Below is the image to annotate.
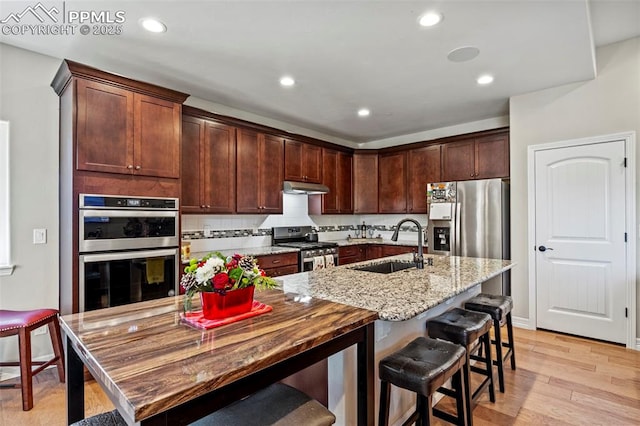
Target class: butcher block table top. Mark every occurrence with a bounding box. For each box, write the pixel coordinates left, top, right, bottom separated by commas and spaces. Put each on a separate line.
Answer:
60, 290, 378, 425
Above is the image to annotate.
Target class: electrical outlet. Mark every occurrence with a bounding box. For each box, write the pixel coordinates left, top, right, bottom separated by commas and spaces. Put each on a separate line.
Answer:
33, 228, 47, 244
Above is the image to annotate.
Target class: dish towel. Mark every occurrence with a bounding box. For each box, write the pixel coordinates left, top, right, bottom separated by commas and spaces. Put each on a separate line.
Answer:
146, 258, 164, 284
324, 254, 335, 268
313, 256, 325, 270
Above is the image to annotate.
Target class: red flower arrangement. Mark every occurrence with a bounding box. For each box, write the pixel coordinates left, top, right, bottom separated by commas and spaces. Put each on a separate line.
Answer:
181, 252, 278, 311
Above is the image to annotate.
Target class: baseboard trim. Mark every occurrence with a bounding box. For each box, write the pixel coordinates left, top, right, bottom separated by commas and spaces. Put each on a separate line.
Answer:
512, 315, 534, 330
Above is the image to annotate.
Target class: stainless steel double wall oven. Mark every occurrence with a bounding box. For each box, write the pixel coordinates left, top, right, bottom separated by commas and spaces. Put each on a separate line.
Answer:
78, 194, 180, 312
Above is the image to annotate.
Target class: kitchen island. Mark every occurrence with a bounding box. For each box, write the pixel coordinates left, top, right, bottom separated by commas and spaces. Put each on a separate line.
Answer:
63, 253, 513, 426
277, 253, 514, 425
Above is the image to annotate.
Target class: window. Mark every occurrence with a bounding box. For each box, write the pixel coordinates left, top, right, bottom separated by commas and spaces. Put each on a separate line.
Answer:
0, 120, 13, 276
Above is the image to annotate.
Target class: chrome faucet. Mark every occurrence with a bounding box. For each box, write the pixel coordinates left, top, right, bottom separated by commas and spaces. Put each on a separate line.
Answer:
391, 218, 424, 269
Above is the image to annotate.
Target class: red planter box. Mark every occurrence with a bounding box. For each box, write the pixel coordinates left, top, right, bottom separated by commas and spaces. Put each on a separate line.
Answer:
200, 286, 255, 319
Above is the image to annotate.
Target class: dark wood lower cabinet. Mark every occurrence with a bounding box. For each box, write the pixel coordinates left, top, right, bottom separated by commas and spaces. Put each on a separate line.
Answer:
381, 245, 417, 257
366, 245, 383, 260
338, 245, 366, 265
339, 244, 418, 265
256, 253, 298, 277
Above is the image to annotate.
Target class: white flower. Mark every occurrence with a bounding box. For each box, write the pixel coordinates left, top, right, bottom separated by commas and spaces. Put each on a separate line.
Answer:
195, 257, 225, 283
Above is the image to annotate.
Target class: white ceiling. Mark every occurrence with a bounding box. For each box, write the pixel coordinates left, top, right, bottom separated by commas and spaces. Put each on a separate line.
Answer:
1, 1, 639, 146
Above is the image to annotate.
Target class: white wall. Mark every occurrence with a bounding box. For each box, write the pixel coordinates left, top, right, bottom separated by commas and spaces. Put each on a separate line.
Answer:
0, 43, 62, 373
509, 37, 640, 335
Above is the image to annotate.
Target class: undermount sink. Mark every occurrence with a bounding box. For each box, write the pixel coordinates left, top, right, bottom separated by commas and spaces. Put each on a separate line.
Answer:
350, 260, 416, 274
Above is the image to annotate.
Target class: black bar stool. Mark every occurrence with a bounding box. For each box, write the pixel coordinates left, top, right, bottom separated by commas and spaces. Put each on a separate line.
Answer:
464, 294, 516, 393
379, 336, 468, 426
72, 383, 336, 426
426, 308, 495, 425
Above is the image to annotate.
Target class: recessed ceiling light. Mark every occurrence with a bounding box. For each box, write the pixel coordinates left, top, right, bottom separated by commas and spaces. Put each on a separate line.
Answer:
418, 12, 443, 27
140, 18, 166, 33
357, 108, 370, 117
477, 74, 494, 85
447, 46, 480, 63
279, 76, 295, 87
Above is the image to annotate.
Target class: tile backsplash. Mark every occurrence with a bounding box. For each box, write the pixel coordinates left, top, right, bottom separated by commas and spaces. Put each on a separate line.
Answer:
182, 193, 428, 252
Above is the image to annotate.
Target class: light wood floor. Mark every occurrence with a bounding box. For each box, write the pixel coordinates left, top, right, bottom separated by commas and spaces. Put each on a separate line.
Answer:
1, 327, 639, 425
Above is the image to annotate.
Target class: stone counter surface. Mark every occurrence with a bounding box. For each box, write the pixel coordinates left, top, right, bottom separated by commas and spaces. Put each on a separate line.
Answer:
278, 254, 514, 321
185, 246, 299, 264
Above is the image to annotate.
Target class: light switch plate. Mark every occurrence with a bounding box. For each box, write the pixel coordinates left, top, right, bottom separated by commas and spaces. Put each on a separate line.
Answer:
33, 228, 47, 244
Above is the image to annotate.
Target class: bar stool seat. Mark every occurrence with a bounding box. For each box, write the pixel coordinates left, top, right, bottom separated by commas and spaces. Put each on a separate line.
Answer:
192, 383, 336, 426
70, 410, 128, 426
0, 309, 65, 411
426, 308, 495, 425
74, 383, 336, 426
464, 294, 516, 393
379, 336, 468, 426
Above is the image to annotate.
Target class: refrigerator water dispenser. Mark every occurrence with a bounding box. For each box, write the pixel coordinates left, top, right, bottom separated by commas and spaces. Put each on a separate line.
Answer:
433, 227, 450, 252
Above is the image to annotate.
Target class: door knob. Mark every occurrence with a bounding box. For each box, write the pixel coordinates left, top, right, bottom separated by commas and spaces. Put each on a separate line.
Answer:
538, 245, 554, 252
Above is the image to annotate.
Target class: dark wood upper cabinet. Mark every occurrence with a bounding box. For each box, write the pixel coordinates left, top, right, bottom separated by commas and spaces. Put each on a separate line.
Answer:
134, 94, 181, 178
337, 152, 353, 213
322, 150, 338, 213
322, 149, 352, 214
475, 133, 510, 179
236, 130, 283, 213
75, 79, 181, 179
378, 151, 408, 213
261, 134, 285, 213
236, 128, 261, 213
180, 116, 204, 212
407, 145, 441, 213
442, 139, 475, 181
181, 117, 236, 214
204, 122, 236, 213
442, 132, 509, 181
76, 79, 134, 175
284, 139, 322, 183
353, 153, 379, 213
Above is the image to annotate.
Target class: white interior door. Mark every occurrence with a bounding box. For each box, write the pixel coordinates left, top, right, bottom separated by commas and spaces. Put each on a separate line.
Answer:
535, 140, 627, 343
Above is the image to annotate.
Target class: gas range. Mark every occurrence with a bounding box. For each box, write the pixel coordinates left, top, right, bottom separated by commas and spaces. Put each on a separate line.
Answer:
272, 226, 339, 270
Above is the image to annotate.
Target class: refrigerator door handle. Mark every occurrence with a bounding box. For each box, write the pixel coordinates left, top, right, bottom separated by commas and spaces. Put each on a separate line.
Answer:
453, 201, 461, 256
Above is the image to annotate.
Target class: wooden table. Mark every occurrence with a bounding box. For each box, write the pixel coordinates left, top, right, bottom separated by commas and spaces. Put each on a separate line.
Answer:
60, 290, 378, 425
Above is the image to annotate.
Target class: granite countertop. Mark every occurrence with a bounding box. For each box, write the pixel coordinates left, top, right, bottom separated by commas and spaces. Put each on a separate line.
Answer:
185, 246, 299, 263
276, 254, 514, 321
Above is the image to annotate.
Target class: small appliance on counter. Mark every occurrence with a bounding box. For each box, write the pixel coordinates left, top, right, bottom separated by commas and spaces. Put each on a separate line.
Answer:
272, 226, 338, 272
426, 179, 510, 295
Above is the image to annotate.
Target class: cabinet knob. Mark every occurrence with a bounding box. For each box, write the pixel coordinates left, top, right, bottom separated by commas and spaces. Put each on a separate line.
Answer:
201, 205, 206, 208
127, 165, 133, 169
206, 205, 211, 208
135, 165, 141, 170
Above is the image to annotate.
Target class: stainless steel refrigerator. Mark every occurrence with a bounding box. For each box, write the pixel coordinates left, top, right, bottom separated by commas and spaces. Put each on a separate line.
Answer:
426, 178, 510, 295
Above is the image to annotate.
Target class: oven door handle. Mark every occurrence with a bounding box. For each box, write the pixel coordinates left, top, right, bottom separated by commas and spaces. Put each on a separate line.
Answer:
80, 248, 178, 263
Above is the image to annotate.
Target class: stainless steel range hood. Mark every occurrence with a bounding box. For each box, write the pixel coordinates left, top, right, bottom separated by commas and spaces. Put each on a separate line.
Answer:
283, 181, 330, 195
